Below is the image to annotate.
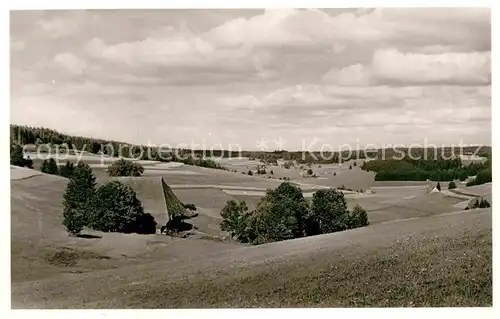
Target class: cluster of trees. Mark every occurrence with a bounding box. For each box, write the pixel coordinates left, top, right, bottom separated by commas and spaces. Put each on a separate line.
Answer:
10, 125, 228, 171
107, 159, 144, 177
11, 125, 116, 155
173, 156, 228, 171
62, 162, 156, 235
11, 125, 492, 170
465, 197, 491, 210
466, 168, 492, 186
38, 159, 77, 178
362, 158, 491, 183
255, 165, 267, 175
40, 158, 59, 175
283, 161, 294, 169
10, 143, 33, 168
246, 147, 486, 166
219, 182, 368, 245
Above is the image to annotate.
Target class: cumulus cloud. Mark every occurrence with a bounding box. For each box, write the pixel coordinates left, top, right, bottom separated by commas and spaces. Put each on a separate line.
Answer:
36, 17, 81, 38
325, 48, 490, 86
73, 8, 489, 83
371, 49, 491, 85
10, 9, 492, 148
323, 64, 371, 86
53, 52, 87, 75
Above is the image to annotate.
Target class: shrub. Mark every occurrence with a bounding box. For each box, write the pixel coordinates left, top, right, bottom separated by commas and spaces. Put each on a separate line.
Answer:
107, 159, 144, 177
250, 182, 310, 243
248, 170, 253, 176
219, 182, 369, 245
40, 160, 47, 173
333, 172, 336, 176
10, 143, 32, 168
467, 168, 492, 187
349, 165, 352, 170
471, 197, 491, 209
347, 204, 369, 228
41, 158, 59, 175
220, 200, 250, 241
10, 143, 25, 167
308, 189, 349, 234
91, 181, 156, 234
307, 168, 313, 175
448, 181, 457, 190
257, 165, 267, 175
24, 156, 33, 169
270, 170, 274, 175
472, 198, 480, 208
59, 161, 75, 178
62, 162, 97, 235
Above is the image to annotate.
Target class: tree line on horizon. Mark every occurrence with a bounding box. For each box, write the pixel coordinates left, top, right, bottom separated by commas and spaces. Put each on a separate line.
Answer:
10, 124, 492, 165
362, 157, 491, 185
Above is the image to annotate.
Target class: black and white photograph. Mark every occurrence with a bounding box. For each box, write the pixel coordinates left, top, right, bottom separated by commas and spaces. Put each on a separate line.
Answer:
7, 4, 493, 310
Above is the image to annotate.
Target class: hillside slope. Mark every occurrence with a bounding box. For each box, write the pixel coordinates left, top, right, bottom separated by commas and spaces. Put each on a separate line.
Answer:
10, 170, 240, 284
12, 206, 491, 308
11, 167, 491, 308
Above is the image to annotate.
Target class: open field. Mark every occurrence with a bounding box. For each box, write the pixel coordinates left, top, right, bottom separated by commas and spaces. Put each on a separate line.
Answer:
12, 197, 492, 307
11, 163, 492, 308
10, 7, 493, 309
217, 158, 377, 191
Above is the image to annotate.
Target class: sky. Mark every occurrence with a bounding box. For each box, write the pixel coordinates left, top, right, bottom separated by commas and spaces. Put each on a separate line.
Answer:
10, 8, 491, 151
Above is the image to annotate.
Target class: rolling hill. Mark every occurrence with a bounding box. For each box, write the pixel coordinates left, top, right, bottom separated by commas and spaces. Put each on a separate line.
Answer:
10, 167, 492, 308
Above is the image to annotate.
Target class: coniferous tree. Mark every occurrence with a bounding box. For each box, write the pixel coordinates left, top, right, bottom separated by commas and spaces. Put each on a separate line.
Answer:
62, 162, 96, 235
40, 160, 49, 173
59, 161, 75, 178
46, 158, 59, 175
10, 144, 25, 167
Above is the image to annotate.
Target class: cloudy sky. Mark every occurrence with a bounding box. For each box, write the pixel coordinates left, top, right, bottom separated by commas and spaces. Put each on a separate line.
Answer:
10, 8, 491, 150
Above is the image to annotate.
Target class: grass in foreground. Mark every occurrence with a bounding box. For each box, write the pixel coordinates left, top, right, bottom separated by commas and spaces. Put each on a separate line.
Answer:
130, 229, 491, 308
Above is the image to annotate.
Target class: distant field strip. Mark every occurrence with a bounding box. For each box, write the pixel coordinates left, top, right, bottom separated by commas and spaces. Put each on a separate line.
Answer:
370, 185, 427, 189
169, 184, 356, 197
380, 217, 422, 224
440, 190, 476, 200
222, 189, 316, 198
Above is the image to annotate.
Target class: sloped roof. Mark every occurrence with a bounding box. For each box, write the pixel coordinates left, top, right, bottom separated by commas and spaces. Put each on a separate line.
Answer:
161, 178, 196, 220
